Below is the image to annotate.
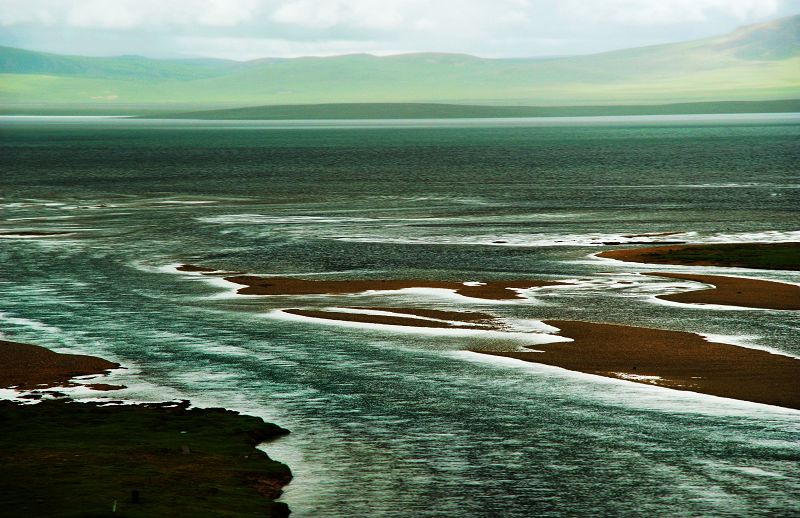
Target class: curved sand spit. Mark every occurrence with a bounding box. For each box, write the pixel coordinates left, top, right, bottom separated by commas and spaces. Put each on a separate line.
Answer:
645, 272, 800, 310
484, 320, 800, 410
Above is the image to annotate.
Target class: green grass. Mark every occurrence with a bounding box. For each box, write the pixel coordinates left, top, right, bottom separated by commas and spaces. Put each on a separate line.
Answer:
0, 399, 291, 517
153, 99, 800, 120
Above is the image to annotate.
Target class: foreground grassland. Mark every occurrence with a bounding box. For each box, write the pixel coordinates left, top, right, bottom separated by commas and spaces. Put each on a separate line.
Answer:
0, 400, 291, 517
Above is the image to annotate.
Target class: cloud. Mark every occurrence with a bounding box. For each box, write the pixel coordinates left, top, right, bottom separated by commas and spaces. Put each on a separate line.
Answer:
272, 0, 407, 30
560, 0, 781, 25
0, 0, 795, 59
0, 0, 262, 28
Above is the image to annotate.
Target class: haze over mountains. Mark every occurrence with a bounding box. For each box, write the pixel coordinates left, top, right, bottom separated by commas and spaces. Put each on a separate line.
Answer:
0, 14, 798, 114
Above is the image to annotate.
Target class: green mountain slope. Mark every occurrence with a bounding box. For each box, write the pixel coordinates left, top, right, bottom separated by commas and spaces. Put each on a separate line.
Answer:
1, 15, 798, 111
158, 100, 800, 120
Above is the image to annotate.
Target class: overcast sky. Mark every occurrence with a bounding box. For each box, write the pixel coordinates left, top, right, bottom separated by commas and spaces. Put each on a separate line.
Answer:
0, 0, 798, 60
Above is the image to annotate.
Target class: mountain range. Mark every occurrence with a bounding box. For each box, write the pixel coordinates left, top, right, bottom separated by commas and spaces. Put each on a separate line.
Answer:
0, 14, 798, 114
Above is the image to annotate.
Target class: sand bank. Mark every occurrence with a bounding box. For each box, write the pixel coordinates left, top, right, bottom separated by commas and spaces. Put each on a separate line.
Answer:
225, 275, 568, 300
284, 307, 502, 330
483, 320, 800, 410
644, 272, 800, 310
347, 306, 496, 323
598, 242, 800, 270
177, 263, 218, 272
0, 339, 121, 390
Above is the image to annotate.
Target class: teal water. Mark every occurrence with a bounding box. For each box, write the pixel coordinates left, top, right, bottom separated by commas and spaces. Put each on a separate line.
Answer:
1, 115, 799, 516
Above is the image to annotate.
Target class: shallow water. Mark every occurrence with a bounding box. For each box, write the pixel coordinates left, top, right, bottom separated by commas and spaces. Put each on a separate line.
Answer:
1, 114, 799, 516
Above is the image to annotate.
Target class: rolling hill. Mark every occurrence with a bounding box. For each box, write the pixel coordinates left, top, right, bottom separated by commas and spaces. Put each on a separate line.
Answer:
0, 14, 798, 113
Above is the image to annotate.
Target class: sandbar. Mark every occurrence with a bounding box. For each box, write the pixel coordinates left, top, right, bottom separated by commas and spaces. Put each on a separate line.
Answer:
483, 320, 800, 409
284, 307, 502, 330
347, 306, 496, 323
0, 339, 121, 390
644, 272, 800, 310
598, 242, 800, 270
226, 275, 568, 300
177, 263, 218, 272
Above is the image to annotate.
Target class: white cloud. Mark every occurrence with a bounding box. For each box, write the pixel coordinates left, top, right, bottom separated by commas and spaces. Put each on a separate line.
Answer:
0, 0, 795, 59
561, 0, 781, 25
0, 0, 261, 28
272, 0, 407, 30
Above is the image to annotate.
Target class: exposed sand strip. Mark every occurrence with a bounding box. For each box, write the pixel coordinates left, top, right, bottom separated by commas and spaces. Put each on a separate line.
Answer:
224, 275, 568, 300
0, 339, 121, 390
346, 306, 496, 323
482, 320, 800, 410
283, 308, 502, 330
644, 272, 800, 310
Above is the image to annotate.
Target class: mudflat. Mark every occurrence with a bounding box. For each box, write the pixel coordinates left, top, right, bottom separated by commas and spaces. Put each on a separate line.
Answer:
644, 272, 800, 310
0, 339, 120, 390
284, 307, 502, 330
225, 274, 568, 300
482, 320, 800, 410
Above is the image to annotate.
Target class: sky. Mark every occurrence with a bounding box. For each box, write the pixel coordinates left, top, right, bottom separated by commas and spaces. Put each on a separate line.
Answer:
0, 0, 798, 60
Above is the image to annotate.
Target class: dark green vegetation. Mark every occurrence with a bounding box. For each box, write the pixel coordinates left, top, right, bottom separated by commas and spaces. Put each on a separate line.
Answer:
600, 243, 800, 270
1, 15, 798, 112
156, 99, 800, 120
0, 399, 291, 517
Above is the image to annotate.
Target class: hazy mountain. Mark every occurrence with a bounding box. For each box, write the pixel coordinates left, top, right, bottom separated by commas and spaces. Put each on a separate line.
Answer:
156, 100, 800, 120
1, 15, 797, 111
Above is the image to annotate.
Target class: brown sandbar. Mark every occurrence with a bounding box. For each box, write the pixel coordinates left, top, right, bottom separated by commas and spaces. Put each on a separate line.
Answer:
226, 275, 567, 300
483, 320, 800, 410
621, 232, 684, 238
284, 308, 502, 330
347, 306, 496, 323
177, 263, 218, 272
644, 272, 800, 310
0, 339, 121, 391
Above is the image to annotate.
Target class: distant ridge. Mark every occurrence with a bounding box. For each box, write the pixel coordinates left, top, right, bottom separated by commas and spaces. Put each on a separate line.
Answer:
154, 100, 800, 120
1, 15, 798, 111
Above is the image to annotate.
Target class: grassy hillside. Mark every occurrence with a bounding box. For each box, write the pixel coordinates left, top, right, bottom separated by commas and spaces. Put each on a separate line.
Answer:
158, 99, 800, 120
0, 15, 798, 111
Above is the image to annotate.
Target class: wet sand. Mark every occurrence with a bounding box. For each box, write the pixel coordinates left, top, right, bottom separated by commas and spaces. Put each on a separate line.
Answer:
483, 320, 800, 410
621, 232, 684, 239
347, 307, 496, 323
644, 272, 800, 310
226, 275, 568, 300
0, 339, 121, 390
284, 307, 502, 330
598, 242, 800, 270
177, 263, 218, 272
